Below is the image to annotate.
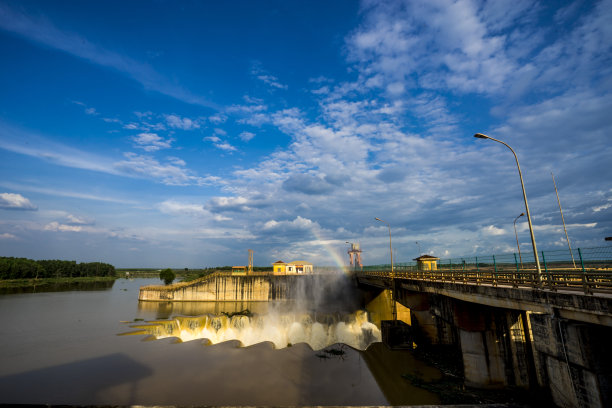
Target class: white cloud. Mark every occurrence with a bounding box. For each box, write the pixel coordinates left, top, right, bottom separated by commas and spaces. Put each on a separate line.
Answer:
0, 193, 37, 210
206, 196, 251, 213
0, 182, 138, 205
482, 225, 506, 236
0, 3, 220, 110
204, 134, 236, 152
132, 132, 173, 151
262, 216, 316, 231
44, 221, 83, 232
208, 114, 227, 124
593, 202, 611, 212
165, 114, 200, 130
0, 232, 17, 239
114, 152, 216, 186
65, 214, 94, 225
0, 121, 122, 176
239, 131, 256, 142
158, 200, 208, 217
204, 136, 221, 143
216, 142, 237, 152
250, 62, 288, 90
167, 156, 186, 166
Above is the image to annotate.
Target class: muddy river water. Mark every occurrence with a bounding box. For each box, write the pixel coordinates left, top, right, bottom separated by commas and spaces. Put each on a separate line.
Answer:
0, 277, 443, 405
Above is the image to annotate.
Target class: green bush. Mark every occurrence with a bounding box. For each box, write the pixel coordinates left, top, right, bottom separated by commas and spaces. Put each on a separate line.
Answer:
160, 268, 175, 285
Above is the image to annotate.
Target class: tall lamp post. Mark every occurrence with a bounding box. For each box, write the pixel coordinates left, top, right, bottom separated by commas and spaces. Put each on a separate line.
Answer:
474, 133, 543, 283
375, 217, 394, 277
375, 217, 396, 320
513, 213, 525, 268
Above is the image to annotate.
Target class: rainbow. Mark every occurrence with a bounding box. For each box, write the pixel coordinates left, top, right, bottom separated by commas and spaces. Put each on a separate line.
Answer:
311, 228, 351, 274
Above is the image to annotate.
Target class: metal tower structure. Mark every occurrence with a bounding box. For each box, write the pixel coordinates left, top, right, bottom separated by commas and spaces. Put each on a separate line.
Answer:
347, 242, 363, 270
248, 249, 254, 274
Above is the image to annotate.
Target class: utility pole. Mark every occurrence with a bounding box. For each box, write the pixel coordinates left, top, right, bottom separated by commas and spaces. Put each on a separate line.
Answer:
552, 172, 576, 268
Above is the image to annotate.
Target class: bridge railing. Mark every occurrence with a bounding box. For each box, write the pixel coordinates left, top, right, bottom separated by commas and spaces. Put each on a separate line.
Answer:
360, 246, 612, 294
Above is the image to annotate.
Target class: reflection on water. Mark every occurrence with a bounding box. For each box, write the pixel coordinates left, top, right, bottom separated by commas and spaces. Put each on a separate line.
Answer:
122, 309, 381, 350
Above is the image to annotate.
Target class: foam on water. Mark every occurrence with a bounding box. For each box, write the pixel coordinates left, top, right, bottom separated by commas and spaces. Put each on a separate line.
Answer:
129, 310, 382, 350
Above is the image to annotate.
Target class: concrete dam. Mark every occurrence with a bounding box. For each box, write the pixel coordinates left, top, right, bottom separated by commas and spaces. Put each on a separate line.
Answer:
138, 272, 360, 307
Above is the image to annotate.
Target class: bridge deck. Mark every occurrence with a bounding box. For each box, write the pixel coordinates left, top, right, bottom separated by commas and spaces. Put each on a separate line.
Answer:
357, 270, 612, 326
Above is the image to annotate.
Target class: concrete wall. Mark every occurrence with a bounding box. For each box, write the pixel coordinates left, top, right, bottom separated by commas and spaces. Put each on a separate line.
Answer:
139, 273, 364, 312
139, 275, 301, 301
529, 313, 612, 408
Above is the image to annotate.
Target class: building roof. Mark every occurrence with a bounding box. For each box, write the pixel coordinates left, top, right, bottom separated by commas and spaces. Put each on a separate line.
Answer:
413, 255, 440, 261
273, 260, 286, 264
288, 261, 312, 265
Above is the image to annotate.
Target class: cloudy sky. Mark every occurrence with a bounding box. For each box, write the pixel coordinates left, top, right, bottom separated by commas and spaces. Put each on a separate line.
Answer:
1, 0, 611, 268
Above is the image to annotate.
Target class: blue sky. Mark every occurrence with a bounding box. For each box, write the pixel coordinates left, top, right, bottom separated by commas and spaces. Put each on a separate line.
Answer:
1, 0, 611, 268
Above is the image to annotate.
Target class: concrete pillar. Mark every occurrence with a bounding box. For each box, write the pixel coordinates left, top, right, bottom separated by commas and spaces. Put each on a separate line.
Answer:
452, 302, 536, 389
529, 313, 612, 407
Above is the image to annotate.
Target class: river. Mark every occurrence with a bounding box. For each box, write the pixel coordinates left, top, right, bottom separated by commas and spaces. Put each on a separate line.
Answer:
0, 277, 443, 406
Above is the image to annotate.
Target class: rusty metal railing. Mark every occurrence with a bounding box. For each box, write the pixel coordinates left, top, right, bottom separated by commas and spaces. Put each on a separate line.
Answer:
361, 266, 612, 294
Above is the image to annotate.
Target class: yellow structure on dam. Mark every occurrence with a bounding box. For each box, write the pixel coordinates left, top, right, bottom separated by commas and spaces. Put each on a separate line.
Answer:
413, 255, 440, 271
272, 260, 313, 275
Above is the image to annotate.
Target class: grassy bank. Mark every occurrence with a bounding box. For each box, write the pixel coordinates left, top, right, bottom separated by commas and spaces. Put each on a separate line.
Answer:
0, 275, 117, 289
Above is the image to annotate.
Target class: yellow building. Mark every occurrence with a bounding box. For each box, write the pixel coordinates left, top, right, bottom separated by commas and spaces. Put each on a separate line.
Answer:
272, 260, 286, 274
288, 261, 313, 274
272, 260, 313, 275
231, 266, 247, 275
413, 255, 439, 271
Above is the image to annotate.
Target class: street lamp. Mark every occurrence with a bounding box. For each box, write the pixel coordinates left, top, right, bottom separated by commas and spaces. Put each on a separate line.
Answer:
474, 133, 543, 283
375, 217, 394, 276
375, 217, 396, 321
513, 213, 525, 268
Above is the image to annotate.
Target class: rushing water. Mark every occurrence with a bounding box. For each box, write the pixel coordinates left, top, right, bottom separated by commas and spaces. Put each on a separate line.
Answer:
0, 277, 442, 406
123, 310, 382, 350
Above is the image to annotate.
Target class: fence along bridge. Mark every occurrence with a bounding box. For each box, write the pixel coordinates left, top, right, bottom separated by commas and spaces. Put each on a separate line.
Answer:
356, 246, 612, 407
361, 245, 612, 294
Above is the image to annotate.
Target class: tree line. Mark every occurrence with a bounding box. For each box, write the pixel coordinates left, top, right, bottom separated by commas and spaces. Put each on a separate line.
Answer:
0, 257, 116, 280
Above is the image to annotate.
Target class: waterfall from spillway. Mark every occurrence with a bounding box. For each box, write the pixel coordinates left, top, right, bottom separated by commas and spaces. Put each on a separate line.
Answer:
127, 310, 381, 350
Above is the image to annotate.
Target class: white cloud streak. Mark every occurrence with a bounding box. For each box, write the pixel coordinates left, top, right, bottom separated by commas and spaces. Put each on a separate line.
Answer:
0, 3, 220, 110
0, 193, 37, 210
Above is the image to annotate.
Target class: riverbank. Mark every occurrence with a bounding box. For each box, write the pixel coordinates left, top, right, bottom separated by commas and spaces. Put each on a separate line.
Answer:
0, 276, 117, 290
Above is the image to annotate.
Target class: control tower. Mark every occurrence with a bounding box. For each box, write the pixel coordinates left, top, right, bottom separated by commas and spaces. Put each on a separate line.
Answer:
347, 243, 363, 270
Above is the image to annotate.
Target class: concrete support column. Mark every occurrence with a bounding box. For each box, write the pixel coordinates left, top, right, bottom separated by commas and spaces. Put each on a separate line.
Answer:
529, 312, 612, 407
453, 302, 536, 389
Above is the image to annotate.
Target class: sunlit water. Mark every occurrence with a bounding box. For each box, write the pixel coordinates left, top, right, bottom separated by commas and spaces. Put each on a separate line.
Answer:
0, 278, 442, 406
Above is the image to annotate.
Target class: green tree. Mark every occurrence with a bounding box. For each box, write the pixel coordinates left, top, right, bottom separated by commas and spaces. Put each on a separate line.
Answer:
160, 268, 175, 285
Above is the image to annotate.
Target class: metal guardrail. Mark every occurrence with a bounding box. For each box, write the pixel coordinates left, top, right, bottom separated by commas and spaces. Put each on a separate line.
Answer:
360, 246, 612, 295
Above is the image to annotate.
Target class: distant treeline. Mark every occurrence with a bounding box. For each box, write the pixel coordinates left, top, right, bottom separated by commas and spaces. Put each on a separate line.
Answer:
0, 257, 116, 280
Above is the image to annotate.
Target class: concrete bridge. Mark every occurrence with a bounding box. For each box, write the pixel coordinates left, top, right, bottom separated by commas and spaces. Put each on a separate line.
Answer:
356, 269, 612, 408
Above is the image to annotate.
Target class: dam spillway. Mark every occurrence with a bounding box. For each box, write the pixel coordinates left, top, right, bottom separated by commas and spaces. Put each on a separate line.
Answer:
121, 310, 382, 350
